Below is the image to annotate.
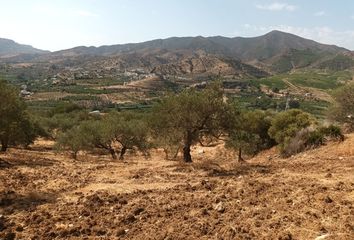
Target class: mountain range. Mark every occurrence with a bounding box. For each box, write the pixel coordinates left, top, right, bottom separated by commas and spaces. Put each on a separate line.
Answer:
0, 38, 48, 57
1, 31, 353, 78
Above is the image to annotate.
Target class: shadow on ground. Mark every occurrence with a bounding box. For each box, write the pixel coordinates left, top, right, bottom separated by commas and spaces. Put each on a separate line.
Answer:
170, 160, 273, 178
0, 154, 58, 169
209, 163, 272, 177
0, 190, 58, 214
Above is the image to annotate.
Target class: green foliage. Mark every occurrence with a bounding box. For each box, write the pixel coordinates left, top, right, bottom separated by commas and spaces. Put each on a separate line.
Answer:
305, 130, 325, 147
329, 83, 354, 131
284, 124, 344, 156
298, 100, 329, 118
151, 81, 230, 162
226, 109, 275, 161
78, 120, 117, 159
272, 87, 280, 93
150, 126, 183, 160
251, 96, 278, 110
318, 55, 354, 71
268, 109, 315, 156
271, 49, 324, 73
55, 125, 90, 159
56, 111, 151, 160
252, 71, 352, 91
60, 95, 101, 101
318, 125, 344, 141
0, 80, 39, 151
49, 102, 82, 117
250, 76, 287, 90
106, 112, 151, 159
38, 110, 92, 138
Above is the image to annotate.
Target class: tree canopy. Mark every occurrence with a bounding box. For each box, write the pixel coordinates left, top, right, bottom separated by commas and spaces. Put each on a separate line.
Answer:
56, 111, 151, 160
151, 82, 230, 162
0, 80, 38, 151
226, 109, 275, 162
330, 83, 354, 131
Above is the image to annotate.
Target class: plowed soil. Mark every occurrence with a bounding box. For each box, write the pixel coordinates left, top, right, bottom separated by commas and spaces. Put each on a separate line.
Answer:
0, 135, 353, 240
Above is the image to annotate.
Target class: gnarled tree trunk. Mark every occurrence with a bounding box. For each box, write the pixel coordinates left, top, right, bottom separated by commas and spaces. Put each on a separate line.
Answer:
238, 148, 244, 163
1, 138, 8, 152
183, 131, 193, 163
109, 148, 117, 160
119, 146, 127, 160
71, 151, 78, 160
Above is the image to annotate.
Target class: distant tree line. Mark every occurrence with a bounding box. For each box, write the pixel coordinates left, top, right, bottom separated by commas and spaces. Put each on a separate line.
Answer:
1, 80, 351, 162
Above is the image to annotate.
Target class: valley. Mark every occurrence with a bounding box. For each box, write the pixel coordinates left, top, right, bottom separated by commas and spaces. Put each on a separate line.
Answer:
1, 31, 353, 117
1, 29, 354, 240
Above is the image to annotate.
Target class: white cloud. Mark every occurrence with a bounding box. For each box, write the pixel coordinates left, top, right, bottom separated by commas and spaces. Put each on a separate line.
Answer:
314, 11, 326, 17
255, 2, 298, 12
351, 15, 354, 20
241, 24, 354, 49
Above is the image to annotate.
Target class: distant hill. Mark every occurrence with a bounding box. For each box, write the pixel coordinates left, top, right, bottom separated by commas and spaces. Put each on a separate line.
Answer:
76, 49, 269, 79
0, 38, 48, 57
213, 30, 347, 61
48, 30, 350, 73
1, 31, 353, 76
54, 30, 348, 59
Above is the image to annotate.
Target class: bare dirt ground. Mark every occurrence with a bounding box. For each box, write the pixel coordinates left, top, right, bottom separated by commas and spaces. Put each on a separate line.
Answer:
0, 135, 353, 240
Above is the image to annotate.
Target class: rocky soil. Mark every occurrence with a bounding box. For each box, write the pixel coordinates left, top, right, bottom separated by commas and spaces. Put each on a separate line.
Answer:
0, 136, 353, 239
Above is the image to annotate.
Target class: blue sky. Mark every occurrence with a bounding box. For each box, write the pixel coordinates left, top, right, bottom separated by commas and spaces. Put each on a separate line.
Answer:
1, 0, 354, 51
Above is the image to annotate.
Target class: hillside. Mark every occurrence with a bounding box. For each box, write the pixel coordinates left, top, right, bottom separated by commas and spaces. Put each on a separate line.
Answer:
52, 30, 347, 59
44, 30, 350, 73
220, 30, 347, 61
1, 31, 353, 110
0, 38, 48, 57
0, 134, 353, 239
1, 31, 353, 80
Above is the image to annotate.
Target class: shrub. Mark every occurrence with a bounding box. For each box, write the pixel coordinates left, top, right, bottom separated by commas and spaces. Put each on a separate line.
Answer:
268, 109, 315, 156
283, 128, 312, 156
306, 130, 325, 147
49, 102, 82, 117
329, 83, 354, 132
318, 125, 344, 141
276, 124, 344, 157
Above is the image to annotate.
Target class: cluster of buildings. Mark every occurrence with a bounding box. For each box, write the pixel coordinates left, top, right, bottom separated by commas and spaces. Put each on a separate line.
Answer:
46, 67, 157, 86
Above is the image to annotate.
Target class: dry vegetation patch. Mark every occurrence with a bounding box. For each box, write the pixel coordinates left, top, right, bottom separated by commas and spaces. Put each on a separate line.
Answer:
0, 136, 353, 239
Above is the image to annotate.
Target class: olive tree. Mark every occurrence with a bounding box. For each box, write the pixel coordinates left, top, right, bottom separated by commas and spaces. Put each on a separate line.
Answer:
329, 83, 354, 131
107, 112, 151, 160
81, 120, 118, 159
226, 110, 275, 162
150, 126, 183, 160
55, 125, 91, 159
56, 119, 117, 159
0, 80, 38, 151
151, 82, 230, 162
56, 111, 151, 160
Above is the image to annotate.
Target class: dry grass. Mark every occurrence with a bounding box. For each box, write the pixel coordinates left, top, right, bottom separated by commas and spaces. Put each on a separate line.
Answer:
0, 134, 353, 239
